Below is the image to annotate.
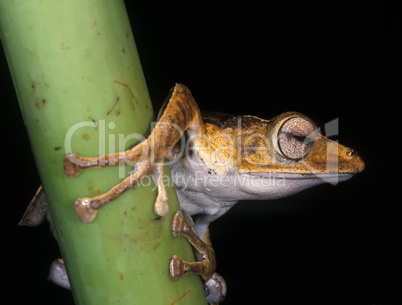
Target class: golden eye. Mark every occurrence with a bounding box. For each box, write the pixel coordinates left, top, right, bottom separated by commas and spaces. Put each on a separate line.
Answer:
277, 116, 315, 160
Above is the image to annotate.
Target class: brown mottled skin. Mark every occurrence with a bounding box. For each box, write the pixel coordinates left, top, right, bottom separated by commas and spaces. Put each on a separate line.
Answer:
59, 84, 364, 304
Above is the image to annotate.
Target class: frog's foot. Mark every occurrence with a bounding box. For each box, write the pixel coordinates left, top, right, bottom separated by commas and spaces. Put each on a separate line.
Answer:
64, 150, 169, 223
18, 186, 48, 227
169, 211, 216, 282
205, 273, 227, 305
19, 186, 59, 239
49, 259, 71, 290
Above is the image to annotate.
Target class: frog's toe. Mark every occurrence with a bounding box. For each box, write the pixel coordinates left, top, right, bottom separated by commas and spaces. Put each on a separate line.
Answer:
151, 163, 169, 217
63, 153, 83, 178
205, 272, 226, 304
154, 197, 169, 216
169, 255, 186, 281
49, 259, 71, 290
171, 211, 187, 237
74, 198, 98, 223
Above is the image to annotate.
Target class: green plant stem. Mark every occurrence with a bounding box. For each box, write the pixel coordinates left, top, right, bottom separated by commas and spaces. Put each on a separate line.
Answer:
0, 1, 206, 304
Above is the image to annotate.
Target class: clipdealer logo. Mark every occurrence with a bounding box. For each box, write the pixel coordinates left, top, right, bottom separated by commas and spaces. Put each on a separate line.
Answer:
64, 116, 341, 189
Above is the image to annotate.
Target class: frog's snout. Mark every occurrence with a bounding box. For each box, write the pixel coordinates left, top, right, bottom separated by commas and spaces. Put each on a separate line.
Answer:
346, 148, 365, 173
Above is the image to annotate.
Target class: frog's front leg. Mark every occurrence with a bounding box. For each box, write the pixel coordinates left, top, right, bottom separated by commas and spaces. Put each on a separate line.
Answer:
64, 83, 207, 223
170, 212, 226, 304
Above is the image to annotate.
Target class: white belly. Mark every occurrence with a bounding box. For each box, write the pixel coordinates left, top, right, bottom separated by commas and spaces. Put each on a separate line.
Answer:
169, 148, 352, 220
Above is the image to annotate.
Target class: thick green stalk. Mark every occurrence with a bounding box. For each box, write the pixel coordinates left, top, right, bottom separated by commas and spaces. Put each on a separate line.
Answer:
0, 1, 206, 304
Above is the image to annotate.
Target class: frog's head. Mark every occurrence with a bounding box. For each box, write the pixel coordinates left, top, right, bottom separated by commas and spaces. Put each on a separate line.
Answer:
237, 112, 364, 196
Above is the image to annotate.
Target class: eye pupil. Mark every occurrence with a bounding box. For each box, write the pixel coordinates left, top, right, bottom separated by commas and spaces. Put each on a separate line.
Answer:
293, 135, 306, 142
277, 117, 315, 160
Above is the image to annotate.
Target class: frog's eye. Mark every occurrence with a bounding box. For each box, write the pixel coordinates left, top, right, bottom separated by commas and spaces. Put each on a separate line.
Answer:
276, 116, 316, 160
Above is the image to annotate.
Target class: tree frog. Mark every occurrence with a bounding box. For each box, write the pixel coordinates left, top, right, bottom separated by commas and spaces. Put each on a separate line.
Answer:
21, 84, 364, 304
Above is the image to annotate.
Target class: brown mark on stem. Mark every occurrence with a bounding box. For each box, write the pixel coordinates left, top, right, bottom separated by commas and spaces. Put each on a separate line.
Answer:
170, 289, 191, 305
114, 80, 139, 106
107, 96, 120, 115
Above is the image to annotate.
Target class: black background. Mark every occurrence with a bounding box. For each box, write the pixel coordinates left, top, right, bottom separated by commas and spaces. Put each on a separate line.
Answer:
3, 2, 401, 304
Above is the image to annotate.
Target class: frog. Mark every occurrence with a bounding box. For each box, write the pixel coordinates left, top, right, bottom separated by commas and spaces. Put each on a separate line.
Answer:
20, 84, 364, 305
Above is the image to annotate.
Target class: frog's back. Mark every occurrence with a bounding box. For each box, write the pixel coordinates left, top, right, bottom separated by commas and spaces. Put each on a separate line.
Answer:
202, 111, 269, 131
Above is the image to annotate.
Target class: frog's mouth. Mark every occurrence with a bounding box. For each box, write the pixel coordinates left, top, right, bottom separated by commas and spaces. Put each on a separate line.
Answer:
237, 172, 354, 200
307, 172, 353, 184
249, 172, 353, 185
